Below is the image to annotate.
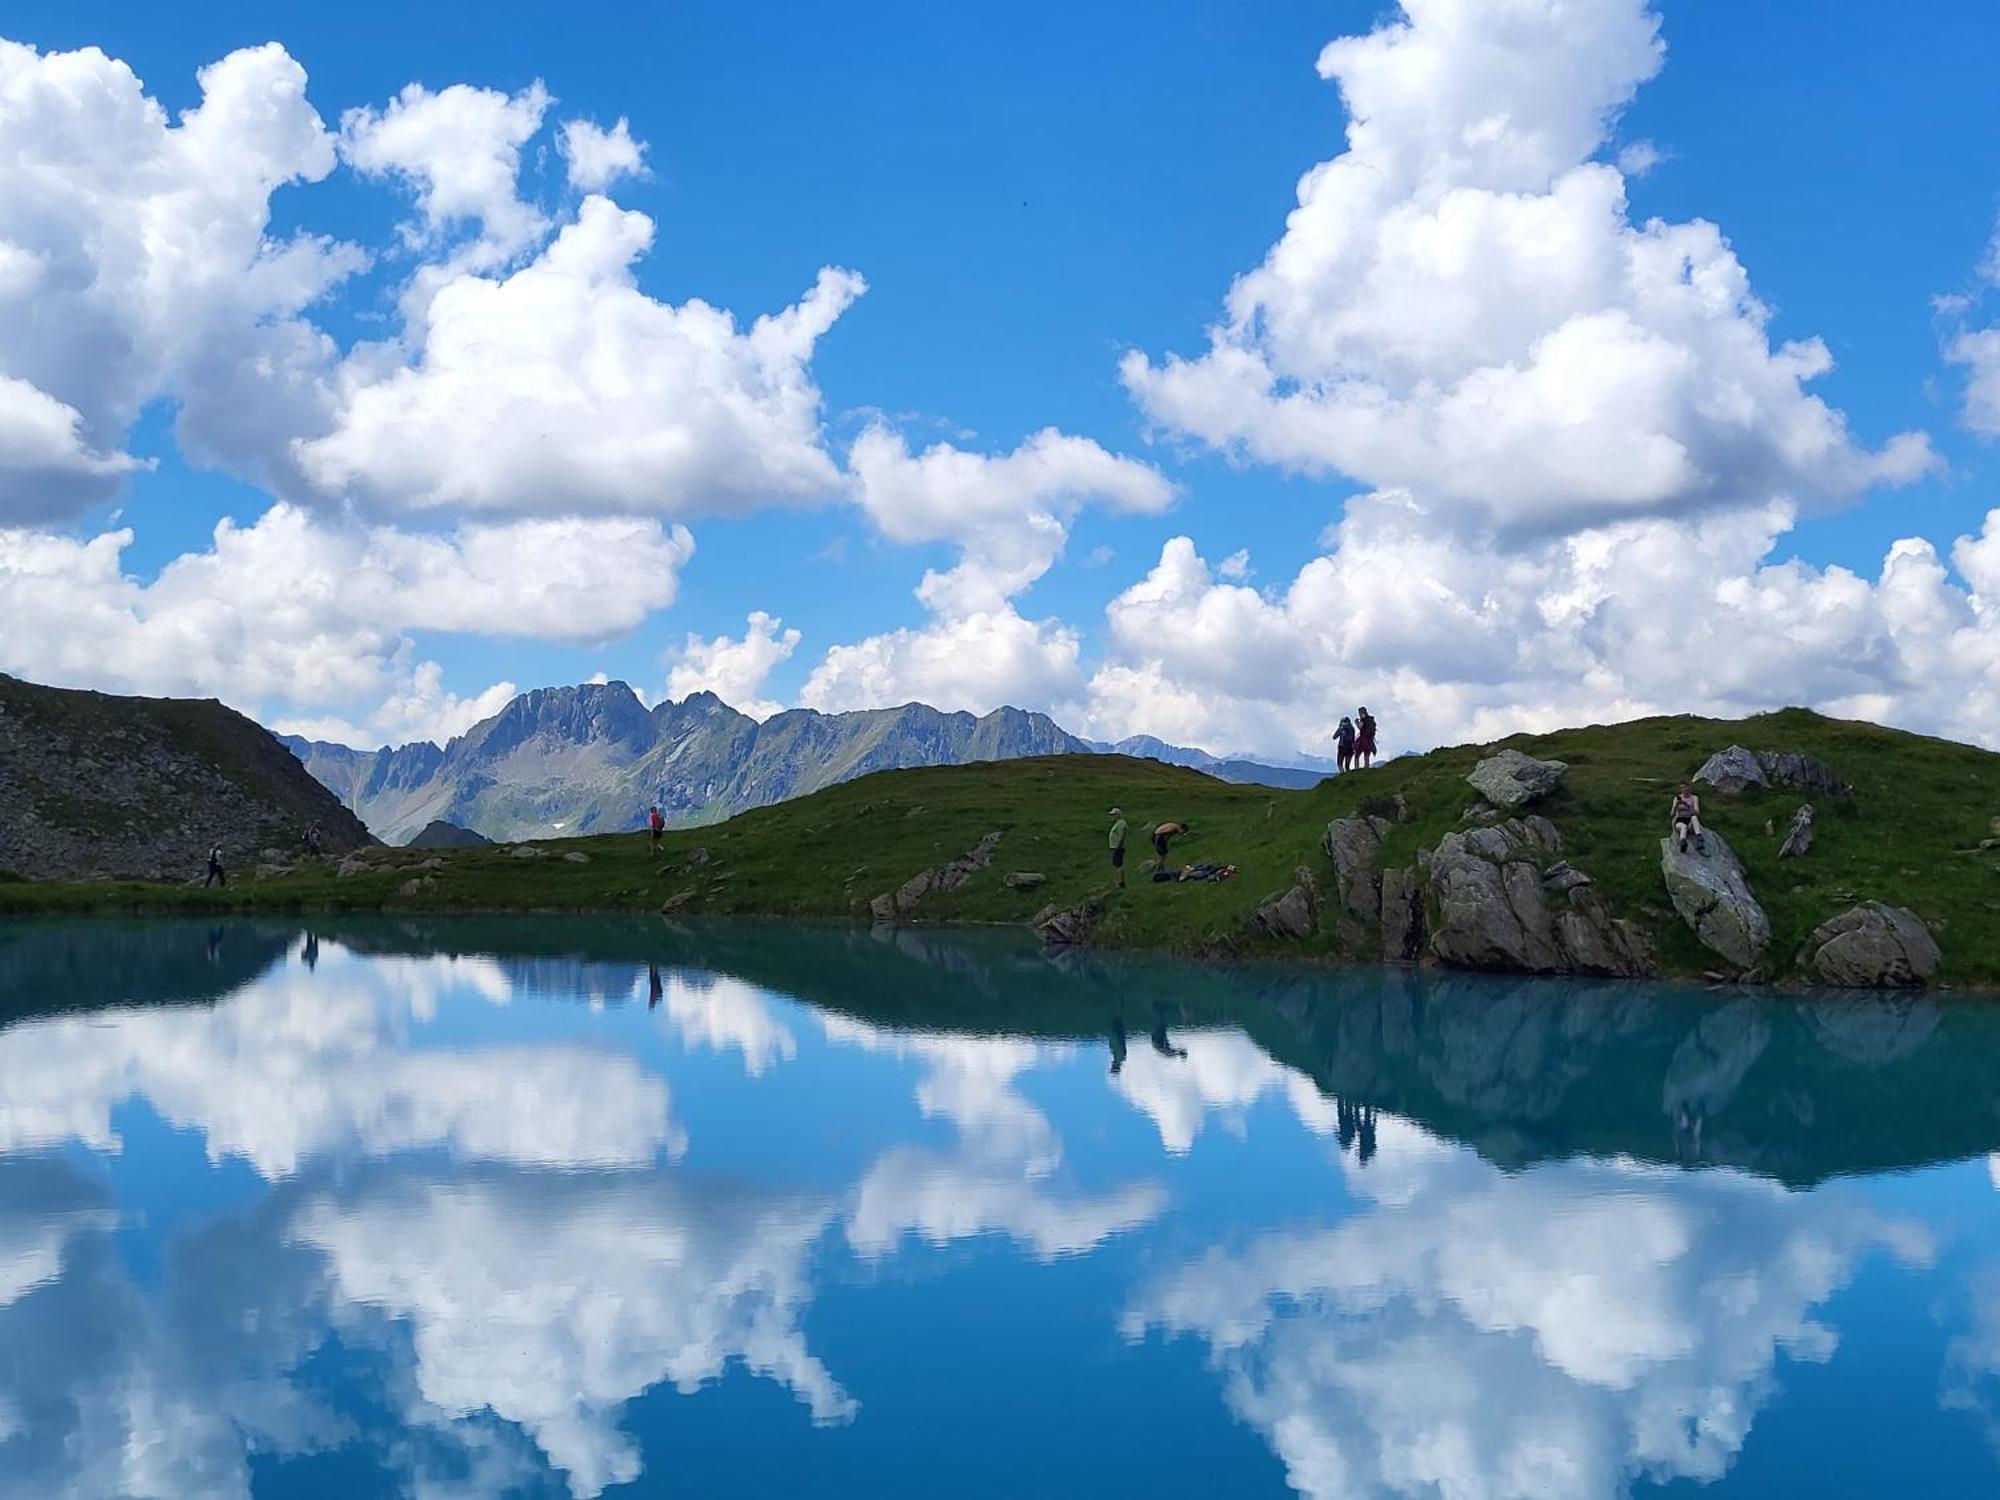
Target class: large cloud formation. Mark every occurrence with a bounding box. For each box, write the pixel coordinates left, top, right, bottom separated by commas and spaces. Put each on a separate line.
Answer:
0, 38, 358, 513
0, 504, 693, 736
1120, 0, 1927, 536
0, 31, 1175, 743
1078, 0, 2000, 758
1081, 498, 2000, 757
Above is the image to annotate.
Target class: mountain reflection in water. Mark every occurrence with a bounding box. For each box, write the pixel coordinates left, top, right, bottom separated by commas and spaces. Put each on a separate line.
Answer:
0, 916, 1997, 1498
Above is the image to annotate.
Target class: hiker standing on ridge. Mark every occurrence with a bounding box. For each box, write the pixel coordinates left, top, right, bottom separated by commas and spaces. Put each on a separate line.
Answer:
1334, 716, 1356, 774
1108, 807, 1128, 888
204, 841, 227, 888
1355, 707, 1379, 769
648, 803, 665, 855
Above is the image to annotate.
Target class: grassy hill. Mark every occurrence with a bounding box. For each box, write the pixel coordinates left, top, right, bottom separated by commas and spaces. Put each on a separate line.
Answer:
7, 707, 1999, 985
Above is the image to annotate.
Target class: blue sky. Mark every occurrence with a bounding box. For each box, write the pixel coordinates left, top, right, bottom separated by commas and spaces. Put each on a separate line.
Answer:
1, 0, 1998, 755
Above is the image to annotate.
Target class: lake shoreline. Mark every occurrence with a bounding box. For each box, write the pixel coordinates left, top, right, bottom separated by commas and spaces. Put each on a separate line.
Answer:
2, 894, 1984, 998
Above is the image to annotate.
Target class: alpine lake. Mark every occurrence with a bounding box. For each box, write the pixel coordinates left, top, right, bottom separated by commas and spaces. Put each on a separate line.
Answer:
3, 915, 2000, 1498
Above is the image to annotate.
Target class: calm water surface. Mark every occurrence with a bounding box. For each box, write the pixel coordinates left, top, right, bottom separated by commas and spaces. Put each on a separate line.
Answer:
3, 916, 2000, 1497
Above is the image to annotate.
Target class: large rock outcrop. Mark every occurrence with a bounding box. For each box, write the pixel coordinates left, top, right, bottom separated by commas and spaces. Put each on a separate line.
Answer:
1379, 866, 1425, 962
1798, 902, 1940, 988
1695, 746, 1851, 797
1464, 750, 1568, 811
1254, 867, 1320, 941
1429, 817, 1649, 976
1321, 816, 1389, 927
882, 831, 1004, 916
1659, 832, 1770, 969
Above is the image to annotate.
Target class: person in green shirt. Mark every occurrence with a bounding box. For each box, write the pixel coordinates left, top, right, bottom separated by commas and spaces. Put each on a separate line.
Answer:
1108, 807, 1128, 888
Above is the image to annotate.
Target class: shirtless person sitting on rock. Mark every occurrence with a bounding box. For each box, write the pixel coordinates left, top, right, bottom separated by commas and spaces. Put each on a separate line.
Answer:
1671, 783, 1707, 856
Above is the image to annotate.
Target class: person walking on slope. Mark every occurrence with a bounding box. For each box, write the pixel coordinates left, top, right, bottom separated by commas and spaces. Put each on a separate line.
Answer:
1334, 716, 1356, 774
1671, 783, 1707, 855
1108, 807, 1128, 888
1355, 707, 1379, 769
203, 841, 227, 888
648, 804, 665, 855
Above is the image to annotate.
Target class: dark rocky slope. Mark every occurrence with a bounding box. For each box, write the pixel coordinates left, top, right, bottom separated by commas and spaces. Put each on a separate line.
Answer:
0, 674, 372, 881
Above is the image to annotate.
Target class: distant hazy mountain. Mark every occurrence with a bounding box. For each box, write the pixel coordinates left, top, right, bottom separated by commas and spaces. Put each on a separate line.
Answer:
0, 672, 372, 881
283, 681, 1328, 844
1089, 734, 1328, 790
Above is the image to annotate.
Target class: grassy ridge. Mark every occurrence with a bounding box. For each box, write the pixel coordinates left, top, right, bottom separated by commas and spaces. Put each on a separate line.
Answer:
8, 708, 1999, 984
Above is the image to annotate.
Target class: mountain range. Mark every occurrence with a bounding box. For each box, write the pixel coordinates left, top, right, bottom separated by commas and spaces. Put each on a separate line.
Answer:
282, 681, 1323, 845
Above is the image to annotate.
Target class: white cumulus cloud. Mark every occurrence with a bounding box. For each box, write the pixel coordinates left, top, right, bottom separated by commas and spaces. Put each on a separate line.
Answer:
340, 80, 553, 272
1950, 327, 2000, 439
1082, 501, 2000, 759
296, 198, 864, 519
559, 116, 646, 192
0, 504, 692, 735
0, 36, 361, 515
666, 610, 801, 719
1120, 0, 1929, 535
800, 425, 1173, 715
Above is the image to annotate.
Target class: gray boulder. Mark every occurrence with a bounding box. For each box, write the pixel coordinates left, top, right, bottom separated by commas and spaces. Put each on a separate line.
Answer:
1695, 746, 1851, 797
1554, 887, 1653, 978
1464, 749, 1568, 811
1254, 867, 1319, 941
1321, 816, 1389, 924
1032, 898, 1103, 947
1428, 817, 1648, 976
1692, 745, 1767, 794
1430, 819, 1563, 971
1542, 861, 1593, 893
1379, 866, 1424, 962
1659, 832, 1770, 970
1799, 902, 1940, 988
1778, 803, 1815, 859
893, 869, 937, 912
894, 831, 1004, 912
1003, 871, 1046, 890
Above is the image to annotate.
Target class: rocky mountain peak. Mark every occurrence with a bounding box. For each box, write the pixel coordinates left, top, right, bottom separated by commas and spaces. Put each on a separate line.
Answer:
475, 679, 654, 756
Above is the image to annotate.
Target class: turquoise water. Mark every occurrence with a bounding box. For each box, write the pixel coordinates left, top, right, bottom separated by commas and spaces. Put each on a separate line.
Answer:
3, 918, 2000, 1498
